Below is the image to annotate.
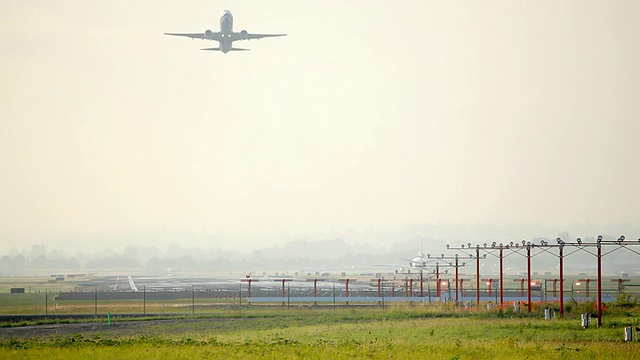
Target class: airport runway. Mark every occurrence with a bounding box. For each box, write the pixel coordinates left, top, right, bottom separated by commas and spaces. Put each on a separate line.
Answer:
49, 272, 635, 305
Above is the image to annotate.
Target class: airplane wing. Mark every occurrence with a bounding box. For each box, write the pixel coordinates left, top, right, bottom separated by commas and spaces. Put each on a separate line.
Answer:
231, 32, 287, 41
164, 32, 223, 41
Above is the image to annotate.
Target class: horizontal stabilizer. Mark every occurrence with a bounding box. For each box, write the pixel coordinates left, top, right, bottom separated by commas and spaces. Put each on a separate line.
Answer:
200, 47, 250, 52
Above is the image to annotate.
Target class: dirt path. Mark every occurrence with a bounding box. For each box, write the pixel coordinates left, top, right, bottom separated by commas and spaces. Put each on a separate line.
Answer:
0, 318, 234, 340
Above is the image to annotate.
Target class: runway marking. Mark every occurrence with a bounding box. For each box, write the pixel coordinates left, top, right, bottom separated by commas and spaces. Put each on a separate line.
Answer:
128, 276, 138, 292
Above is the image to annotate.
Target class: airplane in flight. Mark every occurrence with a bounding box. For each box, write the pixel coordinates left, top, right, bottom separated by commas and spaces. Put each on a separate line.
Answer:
373, 252, 438, 274
164, 10, 286, 53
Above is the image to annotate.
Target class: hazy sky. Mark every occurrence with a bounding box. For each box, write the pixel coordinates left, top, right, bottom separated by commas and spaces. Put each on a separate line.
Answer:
2, 1, 639, 252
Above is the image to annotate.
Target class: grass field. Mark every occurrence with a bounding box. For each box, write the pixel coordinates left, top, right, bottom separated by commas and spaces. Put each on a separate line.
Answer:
1, 305, 639, 359
1, 275, 639, 359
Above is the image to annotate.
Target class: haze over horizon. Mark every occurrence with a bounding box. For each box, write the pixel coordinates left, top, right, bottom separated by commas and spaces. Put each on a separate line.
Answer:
2, 1, 639, 255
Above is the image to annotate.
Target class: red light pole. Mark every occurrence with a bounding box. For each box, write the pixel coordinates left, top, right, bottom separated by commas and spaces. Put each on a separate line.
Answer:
597, 240, 602, 326
445, 235, 639, 324
339, 279, 356, 305
485, 279, 493, 294
592, 235, 640, 327
435, 263, 440, 297
611, 278, 630, 296
444, 244, 485, 308
274, 279, 292, 306
516, 278, 525, 297
477, 243, 513, 308
241, 278, 257, 305
429, 252, 466, 304
476, 246, 480, 306
577, 278, 595, 298
314, 279, 318, 305
346, 278, 350, 305
559, 245, 564, 318
527, 245, 532, 312
455, 255, 459, 303
499, 246, 504, 307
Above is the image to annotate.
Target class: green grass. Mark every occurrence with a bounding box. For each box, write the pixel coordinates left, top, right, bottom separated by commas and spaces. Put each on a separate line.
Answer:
1, 307, 639, 359
0, 293, 239, 315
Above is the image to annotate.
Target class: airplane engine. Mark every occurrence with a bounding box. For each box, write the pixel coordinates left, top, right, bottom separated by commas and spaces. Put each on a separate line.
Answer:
240, 29, 248, 39
204, 29, 214, 40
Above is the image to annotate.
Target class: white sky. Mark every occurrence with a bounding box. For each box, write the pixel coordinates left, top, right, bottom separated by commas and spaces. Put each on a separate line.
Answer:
1, 1, 639, 252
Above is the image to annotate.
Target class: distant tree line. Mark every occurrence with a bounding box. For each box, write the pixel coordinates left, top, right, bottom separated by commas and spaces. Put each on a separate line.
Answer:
2, 234, 638, 276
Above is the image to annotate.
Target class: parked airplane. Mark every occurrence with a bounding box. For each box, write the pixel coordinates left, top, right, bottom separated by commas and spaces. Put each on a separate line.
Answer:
164, 10, 286, 53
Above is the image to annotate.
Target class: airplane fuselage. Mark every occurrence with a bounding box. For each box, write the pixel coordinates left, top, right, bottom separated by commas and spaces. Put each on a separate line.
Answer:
218, 10, 234, 53
220, 10, 233, 34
